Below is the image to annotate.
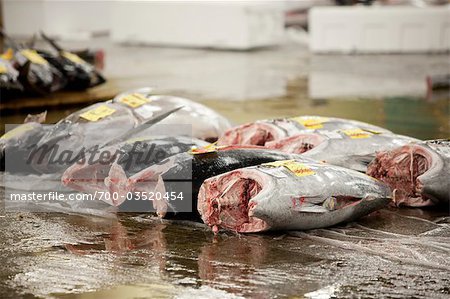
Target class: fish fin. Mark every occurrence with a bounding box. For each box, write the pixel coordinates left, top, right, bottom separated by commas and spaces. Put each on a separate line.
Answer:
40, 31, 64, 52
24, 111, 47, 124
291, 196, 329, 213
153, 175, 168, 218
19, 60, 31, 76
101, 106, 183, 147
105, 162, 129, 206
26, 33, 37, 49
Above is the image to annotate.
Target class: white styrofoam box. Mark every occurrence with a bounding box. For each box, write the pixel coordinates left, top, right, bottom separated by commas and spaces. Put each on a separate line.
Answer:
308, 54, 450, 99
111, 1, 285, 50
3, 0, 111, 39
309, 6, 450, 53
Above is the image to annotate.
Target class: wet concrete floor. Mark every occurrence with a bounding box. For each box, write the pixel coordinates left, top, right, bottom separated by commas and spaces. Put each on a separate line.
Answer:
1, 39, 449, 298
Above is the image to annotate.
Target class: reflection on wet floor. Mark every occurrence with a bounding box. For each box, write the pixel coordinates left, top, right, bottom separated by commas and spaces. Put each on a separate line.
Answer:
1, 206, 449, 298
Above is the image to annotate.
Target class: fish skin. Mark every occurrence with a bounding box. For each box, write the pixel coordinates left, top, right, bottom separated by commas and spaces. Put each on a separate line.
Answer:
198, 160, 392, 233
39, 32, 106, 90
367, 139, 450, 207
126, 146, 310, 220
14, 49, 67, 95
62, 136, 208, 199
0, 112, 50, 173
0, 57, 23, 96
32, 90, 231, 174
217, 116, 392, 146
114, 94, 232, 142
266, 130, 419, 172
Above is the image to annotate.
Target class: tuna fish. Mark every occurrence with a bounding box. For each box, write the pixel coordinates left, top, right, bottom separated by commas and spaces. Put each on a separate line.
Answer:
0, 30, 66, 95
198, 159, 391, 233
62, 136, 208, 201
367, 140, 450, 207
39, 32, 106, 90
217, 116, 391, 146
266, 129, 419, 172
30, 88, 230, 174
120, 146, 307, 219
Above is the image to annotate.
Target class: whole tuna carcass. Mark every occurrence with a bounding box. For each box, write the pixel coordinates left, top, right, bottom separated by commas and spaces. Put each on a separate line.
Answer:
367, 140, 450, 207
31, 89, 230, 173
217, 116, 391, 146
62, 136, 208, 204
0, 112, 49, 173
266, 129, 419, 172
198, 159, 391, 233
119, 146, 307, 219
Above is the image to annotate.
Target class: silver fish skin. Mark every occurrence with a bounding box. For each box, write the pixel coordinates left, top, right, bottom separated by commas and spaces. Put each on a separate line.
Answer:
367, 139, 450, 207
198, 159, 391, 233
32, 88, 231, 173
266, 129, 419, 172
217, 116, 391, 146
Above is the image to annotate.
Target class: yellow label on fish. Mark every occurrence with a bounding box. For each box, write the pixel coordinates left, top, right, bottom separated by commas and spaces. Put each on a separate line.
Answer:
0, 63, 6, 74
341, 128, 372, 139
291, 116, 329, 129
0, 124, 34, 140
189, 143, 227, 155
61, 51, 86, 65
119, 93, 150, 108
79, 105, 116, 122
20, 49, 48, 65
1, 48, 14, 61
262, 160, 315, 177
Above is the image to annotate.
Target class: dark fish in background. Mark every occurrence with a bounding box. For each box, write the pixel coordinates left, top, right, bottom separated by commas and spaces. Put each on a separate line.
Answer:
38, 32, 106, 90
0, 55, 23, 98
62, 136, 209, 205
0, 112, 49, 173
199, 159, 391, 233
266, 129, 419, 172
367, 139, 450, 208
118, 146, 309, 220
0, 30, 66, 96
217, 116, 392, 146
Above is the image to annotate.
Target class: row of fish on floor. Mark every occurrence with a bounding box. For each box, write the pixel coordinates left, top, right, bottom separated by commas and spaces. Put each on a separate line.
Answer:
1, 87, 448, 233
0, 32, 105, 97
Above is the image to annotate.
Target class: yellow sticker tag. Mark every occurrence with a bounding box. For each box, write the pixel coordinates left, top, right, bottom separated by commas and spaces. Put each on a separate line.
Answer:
61, 51, 86, 65
291, 116, 329, 129
20, 49, 48, 65
79, 105, 116, 122
189, 143, 227, 155
1, 48, 14, 61
341, 128, 372, 139
119, 93, 149, 108
262, 160, 315, 177
0, 124, 35, 140
0, 63, 7, 74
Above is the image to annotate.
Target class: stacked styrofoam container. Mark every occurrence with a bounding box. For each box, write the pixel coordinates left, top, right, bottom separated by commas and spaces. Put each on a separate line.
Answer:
3, 0, 111, 39
110, 1, 285, 50
309, 6, 450, 53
